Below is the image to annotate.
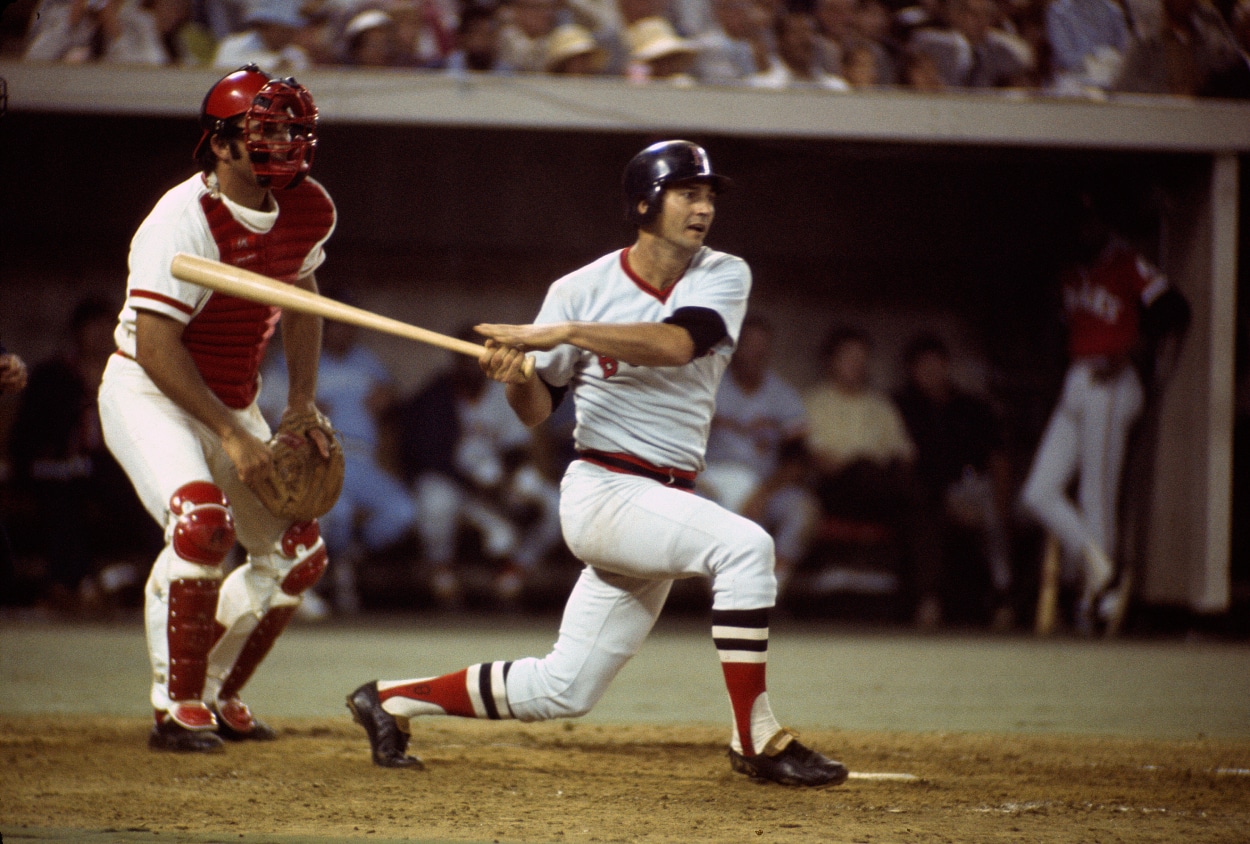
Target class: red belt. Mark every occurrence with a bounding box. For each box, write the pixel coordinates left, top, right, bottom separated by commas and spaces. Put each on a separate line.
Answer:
578, 450, 697, 490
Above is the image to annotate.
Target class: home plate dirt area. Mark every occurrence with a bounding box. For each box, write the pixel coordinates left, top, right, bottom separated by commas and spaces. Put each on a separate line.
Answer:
2, 715, 1248, 843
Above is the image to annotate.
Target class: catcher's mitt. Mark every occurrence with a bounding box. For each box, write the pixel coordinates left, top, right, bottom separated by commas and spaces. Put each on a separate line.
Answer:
250, 410, 345, 522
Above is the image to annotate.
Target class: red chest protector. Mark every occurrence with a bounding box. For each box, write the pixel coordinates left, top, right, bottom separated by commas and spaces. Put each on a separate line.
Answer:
185, 181, 335, 408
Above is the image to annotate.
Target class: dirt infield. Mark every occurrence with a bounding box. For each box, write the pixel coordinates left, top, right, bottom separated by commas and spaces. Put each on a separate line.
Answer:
3, 714, 1249, 843
3, 616, 1250, 842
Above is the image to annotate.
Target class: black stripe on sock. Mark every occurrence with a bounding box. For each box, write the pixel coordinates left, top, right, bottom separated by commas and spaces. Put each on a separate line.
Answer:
712, 608, 770, 630
713, 636, 769, 652
479, 663, 501, 720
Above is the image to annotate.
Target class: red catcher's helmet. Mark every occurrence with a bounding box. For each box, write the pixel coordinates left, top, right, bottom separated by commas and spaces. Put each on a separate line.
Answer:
194, 64, 318, 190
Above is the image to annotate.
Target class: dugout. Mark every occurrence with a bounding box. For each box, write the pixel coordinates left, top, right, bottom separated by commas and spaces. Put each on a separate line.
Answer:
0, 62, 1247, 622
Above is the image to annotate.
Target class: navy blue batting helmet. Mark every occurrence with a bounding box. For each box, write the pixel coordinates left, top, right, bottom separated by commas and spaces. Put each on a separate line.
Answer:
622, 140, 731, 226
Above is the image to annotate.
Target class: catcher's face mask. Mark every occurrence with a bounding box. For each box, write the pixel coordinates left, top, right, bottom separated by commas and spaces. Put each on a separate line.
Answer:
195, 65, 318, 190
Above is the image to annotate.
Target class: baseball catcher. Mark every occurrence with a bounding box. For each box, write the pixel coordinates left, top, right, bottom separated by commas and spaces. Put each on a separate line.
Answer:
97, 65, 340, 753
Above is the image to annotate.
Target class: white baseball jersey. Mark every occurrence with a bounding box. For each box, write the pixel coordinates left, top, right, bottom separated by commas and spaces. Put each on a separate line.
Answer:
530, 246, 751, 472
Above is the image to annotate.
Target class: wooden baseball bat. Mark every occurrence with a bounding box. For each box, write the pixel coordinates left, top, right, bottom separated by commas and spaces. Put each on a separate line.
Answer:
170, 253, 534, 378
1034, 533, 1061, 636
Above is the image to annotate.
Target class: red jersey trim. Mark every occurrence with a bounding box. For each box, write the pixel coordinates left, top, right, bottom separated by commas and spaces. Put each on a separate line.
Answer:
131, 289, 195, 315
620, 247, 683, 304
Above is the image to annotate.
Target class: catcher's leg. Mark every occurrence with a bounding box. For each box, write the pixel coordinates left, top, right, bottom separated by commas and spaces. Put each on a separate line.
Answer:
204, 519, 328, 740
145, 481, 236, 752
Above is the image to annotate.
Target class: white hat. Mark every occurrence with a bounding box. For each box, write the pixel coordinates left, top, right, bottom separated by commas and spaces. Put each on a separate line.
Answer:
545, 23, 608, 71
344, 8, 393, 39
625, 16, 699, 62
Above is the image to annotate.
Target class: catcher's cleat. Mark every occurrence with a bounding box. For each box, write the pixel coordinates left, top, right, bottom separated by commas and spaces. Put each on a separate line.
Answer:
149, 717, 226, 753
212, 699, 278, 741
346, 681, 424, 769
728, 729, 848, 787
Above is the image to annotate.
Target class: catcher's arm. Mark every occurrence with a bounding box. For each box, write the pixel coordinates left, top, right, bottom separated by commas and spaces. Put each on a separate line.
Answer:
280, 273, 331, 458
135, 311, 273, 484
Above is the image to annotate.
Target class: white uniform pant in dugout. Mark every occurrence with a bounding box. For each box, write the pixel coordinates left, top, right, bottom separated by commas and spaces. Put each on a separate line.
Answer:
1020, 358, 1144, 582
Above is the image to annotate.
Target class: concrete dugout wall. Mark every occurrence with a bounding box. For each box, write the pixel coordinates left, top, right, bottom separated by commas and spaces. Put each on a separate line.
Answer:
1, 62, 1247, 613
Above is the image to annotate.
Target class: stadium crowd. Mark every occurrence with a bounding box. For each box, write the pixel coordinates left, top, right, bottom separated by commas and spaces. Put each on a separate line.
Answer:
4, 0, 1249, 98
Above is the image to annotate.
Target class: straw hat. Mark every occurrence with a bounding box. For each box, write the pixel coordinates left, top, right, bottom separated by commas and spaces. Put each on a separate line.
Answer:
545, 23, 608, 72
625, 16, 699, 62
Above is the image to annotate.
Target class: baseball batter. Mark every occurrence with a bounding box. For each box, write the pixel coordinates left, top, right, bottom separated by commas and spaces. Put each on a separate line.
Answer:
97, 64, 337, 752
347, 140, 847, 787
1020, 198, 1186, 633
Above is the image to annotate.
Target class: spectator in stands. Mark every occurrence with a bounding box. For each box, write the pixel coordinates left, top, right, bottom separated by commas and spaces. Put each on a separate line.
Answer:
624, 14, 701, 81
389, 0, 457, 68
892, 0, 941, 44
813, 0, 857, 75
7, 297, 162, 614
893, 333, 1015, 629
802, 325, 944, 628
259, 304, 419, 615
814, 0, 893, 84
394, 334, 563, 609
906, 0, 1034, 88
445, 3, 513, 72
692, 0, 768, 84
842, 39, 883, 85
1112, 0, 1250, 97
498, 0, 560, 71
1044, 0, 1131, 95
212, 0, 314, 69
544, 21, 610, 72
853, 0, 901, 82
751, 5, 852, 88
24, 0, 210, 64
339, 7, 403, 66
899, 41, 947, 89
700, 315, 819, 598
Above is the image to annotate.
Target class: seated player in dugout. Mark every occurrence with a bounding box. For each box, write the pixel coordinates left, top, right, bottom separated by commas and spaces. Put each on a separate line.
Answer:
98, 64, 339, 752
347, 140, 849, 787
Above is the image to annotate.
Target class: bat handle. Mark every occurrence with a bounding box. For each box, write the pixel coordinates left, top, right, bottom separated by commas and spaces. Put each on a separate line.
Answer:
521, 355, 536, 380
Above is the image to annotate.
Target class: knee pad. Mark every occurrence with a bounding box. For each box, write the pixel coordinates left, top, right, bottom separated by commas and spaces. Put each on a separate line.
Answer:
278, 520, 328, 596
169, 482, 235, 566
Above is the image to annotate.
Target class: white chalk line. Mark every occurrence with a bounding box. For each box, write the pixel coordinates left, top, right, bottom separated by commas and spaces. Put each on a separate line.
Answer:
848, 771, 921, 782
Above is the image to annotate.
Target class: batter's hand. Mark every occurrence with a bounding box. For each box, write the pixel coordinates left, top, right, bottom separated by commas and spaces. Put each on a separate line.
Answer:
221, 426, 274, 486
0, 353, 28, 395
475, 322, 567, 352
480, 339, 533, 385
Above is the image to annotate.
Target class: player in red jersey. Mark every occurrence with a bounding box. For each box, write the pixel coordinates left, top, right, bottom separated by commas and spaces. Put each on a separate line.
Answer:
1020, 196, 1189, 635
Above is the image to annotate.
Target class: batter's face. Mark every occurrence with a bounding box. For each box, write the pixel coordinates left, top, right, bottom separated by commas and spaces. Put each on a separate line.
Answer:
650, 181, 716, 250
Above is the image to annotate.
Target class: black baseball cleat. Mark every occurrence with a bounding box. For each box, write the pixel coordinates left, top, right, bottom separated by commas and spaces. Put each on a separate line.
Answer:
346, 681, 424, 769
212, 699, 278, 742
148, 719, 226, 753
729, 730, 848, 787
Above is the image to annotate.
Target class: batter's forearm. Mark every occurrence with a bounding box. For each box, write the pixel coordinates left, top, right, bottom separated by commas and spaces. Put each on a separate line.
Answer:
506, 377, 553, 428
564, 321, 694, 367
